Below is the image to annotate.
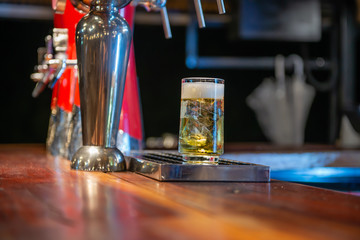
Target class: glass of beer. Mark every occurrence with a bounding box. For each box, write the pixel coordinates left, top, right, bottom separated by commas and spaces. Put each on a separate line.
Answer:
178, 77, 224, 164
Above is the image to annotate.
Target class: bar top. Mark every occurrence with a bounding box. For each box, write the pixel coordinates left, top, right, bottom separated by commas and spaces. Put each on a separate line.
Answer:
0, 145, 359, 240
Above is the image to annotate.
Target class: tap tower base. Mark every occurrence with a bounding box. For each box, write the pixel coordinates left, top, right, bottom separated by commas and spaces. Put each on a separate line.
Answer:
71, 146, 126, 172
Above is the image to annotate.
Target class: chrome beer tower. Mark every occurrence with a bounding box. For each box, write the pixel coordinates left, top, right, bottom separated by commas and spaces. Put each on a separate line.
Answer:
71, 0, 132, 171
31, 0, 145, 161
71, 0, 225, 171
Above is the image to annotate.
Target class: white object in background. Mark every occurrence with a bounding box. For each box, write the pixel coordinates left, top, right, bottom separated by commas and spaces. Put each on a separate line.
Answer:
247, 54, 315, 146
288, 54, 316, 145
339, 115, 360, 148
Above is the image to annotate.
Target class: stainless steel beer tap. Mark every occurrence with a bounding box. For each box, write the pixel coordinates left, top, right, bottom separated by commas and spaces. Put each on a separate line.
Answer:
31, 28, 78, 156
31, 35, 58, 152
31, 35, 54, 97
132, 0, 172, 39
31, 30, 71, 155
48, 28, 78, 89
133, 0, 226, 37
46, 29, 72, 157
71, 0, 132, 171
31, 29, 77, 97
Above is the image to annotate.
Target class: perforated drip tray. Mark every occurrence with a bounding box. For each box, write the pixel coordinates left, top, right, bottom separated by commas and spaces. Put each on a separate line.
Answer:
125, 151, 270, 182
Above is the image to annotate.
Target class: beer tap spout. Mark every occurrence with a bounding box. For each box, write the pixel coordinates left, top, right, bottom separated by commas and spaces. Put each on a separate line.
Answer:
216, 0, 226, 14
31, 35, 53, 98
133, 0, 172, 39
193, 0, 226, 28
194, 0, 206, 28
31, 28, 72, 97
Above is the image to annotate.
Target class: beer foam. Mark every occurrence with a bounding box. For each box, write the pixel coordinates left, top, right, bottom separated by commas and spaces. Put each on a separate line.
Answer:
181, 82, 224, 99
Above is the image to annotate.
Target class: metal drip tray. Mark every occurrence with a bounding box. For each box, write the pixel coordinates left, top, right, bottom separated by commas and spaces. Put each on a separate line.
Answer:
125, 151, 270, 182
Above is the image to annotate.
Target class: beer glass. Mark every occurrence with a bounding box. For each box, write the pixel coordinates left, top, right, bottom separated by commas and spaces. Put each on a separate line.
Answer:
178, 77, 225, 164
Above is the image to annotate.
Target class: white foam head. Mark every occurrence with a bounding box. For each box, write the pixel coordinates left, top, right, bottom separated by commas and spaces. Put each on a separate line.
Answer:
181, 82, 224, 99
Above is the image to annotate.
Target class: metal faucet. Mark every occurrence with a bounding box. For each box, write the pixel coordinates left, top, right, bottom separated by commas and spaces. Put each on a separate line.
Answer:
132, 0, 172, 39
30, 35, 53, 97
194, 0, 226, 28
31, 29, 77, 98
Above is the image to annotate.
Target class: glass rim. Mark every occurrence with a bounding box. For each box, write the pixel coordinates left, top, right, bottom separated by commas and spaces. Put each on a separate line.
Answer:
182, 77, 224, 84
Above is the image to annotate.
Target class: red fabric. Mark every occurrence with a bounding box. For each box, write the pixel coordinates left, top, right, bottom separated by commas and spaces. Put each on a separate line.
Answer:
119, 42, 143, 140
119, 5, 143, 140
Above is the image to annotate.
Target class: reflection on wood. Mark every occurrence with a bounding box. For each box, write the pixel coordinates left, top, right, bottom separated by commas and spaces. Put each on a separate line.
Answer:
0, 145, 359, 239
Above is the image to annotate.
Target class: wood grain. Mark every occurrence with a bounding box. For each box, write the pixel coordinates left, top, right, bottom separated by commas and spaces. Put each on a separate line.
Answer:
0, 145, 359, 240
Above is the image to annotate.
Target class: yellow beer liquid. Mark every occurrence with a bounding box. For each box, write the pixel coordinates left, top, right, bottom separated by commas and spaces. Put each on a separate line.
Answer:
179, 98, 224, 156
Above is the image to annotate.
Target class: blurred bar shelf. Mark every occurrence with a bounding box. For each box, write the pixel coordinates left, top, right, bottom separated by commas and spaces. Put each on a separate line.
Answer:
0, 3, 53, 20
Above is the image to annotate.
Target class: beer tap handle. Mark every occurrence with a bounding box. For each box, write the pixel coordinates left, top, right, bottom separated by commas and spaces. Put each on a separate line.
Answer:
33, 35, 52, 74
216, 0, 226, 14
31, 46, 47, 83
45, 35, 53, 57
160, 6, 172, 39
48, 56, 67, 89
32, 73, 50, 98
194, 0, 206, 28
43, 58, 77, 89
37, 47, 47, 65
46, 28, 69, 88
32, 60, 58, 97
32, 65, 56, 97
32, 57, 77, 96
133, 0, 172, 39
31, 28, 70, 97
31, 35, 54, 97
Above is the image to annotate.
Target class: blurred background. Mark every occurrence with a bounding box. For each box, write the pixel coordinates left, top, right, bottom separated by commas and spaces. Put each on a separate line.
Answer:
0, 0, 359, 148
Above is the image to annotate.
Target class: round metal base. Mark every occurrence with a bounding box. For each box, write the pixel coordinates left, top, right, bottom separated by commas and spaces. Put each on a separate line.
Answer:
71, 146, 126, 172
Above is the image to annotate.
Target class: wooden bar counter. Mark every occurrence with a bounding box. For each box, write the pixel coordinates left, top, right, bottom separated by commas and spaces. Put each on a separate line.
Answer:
0, 145, 359, 240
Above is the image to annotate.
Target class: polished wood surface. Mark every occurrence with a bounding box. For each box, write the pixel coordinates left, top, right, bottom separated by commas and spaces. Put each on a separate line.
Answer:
0, 145, 359, 240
